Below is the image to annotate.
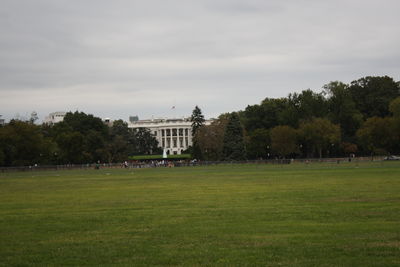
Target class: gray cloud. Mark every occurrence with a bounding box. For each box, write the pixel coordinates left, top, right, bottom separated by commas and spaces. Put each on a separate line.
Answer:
1, 0, 400, 121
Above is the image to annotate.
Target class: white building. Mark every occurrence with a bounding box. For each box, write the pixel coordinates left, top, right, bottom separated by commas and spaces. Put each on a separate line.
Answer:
128, 117, 211, 155
43, 112, 66, 125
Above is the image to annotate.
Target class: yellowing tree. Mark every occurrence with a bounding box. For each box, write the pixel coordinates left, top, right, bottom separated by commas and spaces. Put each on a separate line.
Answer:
298, 118, 340, 158
270, 125, 298, 158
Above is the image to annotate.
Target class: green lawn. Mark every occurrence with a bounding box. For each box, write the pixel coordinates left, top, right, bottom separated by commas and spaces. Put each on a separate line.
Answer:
0, 161, 399, 266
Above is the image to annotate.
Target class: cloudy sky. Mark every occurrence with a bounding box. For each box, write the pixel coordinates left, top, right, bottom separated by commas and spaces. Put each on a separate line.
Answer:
1, 0, 399, 122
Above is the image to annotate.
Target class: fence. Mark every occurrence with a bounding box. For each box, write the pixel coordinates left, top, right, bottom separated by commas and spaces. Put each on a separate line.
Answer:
0, 156, 386, 173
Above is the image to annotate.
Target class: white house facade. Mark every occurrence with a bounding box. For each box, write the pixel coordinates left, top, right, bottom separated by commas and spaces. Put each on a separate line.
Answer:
128, 117, 211, 155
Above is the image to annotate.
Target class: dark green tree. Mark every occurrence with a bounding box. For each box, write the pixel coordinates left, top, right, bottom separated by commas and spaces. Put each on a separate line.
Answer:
190, 106, 205, 159
324, 81, 363, 141
132, 128, 160, 155
48, 111, 109, 163
105, 135, 128, 163
286, 89, 328, 127
222, 113, 246, 160
242, 98, 291, 131
190, 106, 205, 136
349, 76, 400, 118
246, 128, 270, 159
109, 120, 130, 139
0, 120, 52, 166
63, 111, 109, 138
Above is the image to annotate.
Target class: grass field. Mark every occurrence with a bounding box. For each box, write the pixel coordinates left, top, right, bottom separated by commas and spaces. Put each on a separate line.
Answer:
0, 161, 399, 266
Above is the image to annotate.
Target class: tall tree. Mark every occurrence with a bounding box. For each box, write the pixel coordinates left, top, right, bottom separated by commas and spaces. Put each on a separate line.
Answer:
324, 81, 363, 141
190, 106, 205, 159
190, 106, 205, 136
195, 114, 229, 161
222, 113, 246, 160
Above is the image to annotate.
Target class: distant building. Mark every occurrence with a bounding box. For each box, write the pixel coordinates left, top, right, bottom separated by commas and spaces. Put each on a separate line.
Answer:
128, 117, 212, 155
103, 118, 114, 127
43, 112, 66, 125
129, 116, 139, 123
0, 115, 5, 126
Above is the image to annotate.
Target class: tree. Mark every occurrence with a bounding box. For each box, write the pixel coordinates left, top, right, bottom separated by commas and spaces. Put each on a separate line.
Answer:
246, 128, 270, 159
356, 117, 396, 155
190, 106, 205, 159
270, 126, 298, 158
195, 114, 229, 161
109, 119, 130, 139
389, 97, 400, 153
349, 76, 400, 118
132, 128, 160, 155
48, 111, 109, 164
63, 111, 109, 138
55, 131, 86, 163
105, 135, 128, 163
0, 120, 51, 166
190, 106, 205, 136
298, 118, 341, 158
389, 97, 400, 118
85, 130, 107, 162
287, 90, 328, 126
341, 142, 358, 156
242, 98, 291, 131
324, 81, 363, 141
222, 113, 246, 160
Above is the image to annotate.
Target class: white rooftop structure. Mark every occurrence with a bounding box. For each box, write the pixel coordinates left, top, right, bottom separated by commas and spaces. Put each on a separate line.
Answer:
43, 111, 67, 125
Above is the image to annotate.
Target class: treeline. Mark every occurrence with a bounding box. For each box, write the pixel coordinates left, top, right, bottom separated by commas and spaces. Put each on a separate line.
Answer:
1, 75, 400, 166
0, 112, 160, 167
193, 76, 400, 160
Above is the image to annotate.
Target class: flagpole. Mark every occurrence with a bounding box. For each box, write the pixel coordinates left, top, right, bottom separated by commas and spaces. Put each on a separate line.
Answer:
171, 99, 176, 118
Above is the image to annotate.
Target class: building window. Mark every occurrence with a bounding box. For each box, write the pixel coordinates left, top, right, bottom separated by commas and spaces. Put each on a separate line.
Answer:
167, 138, 170, 148
173, 138, 177, 148
153, 131, 157, 136
185, 137, 188, 147
185, 129, 189, 136
162, 129, 165, 137
166, 129, 171, 136
179, 128, 183, 136
172, 128, 177, 136
162, 139, 165, 147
